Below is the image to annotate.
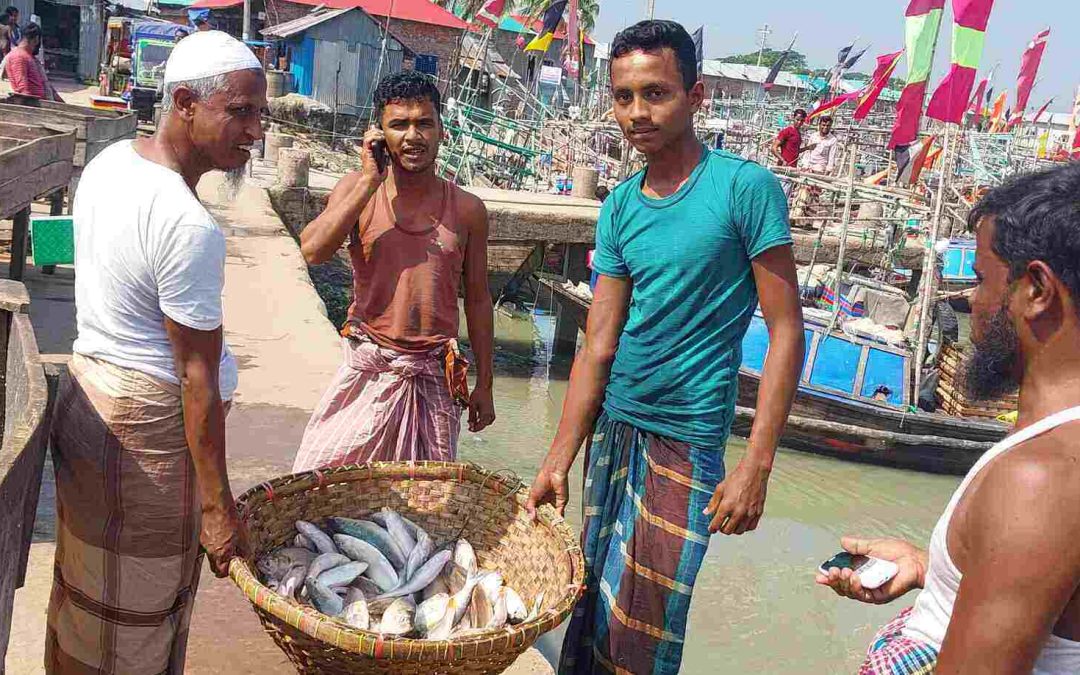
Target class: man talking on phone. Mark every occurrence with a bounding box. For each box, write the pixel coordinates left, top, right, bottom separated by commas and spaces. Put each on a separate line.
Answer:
818, 164, 1080, 674
525, 20, 805, 675
292, 70, 495, 470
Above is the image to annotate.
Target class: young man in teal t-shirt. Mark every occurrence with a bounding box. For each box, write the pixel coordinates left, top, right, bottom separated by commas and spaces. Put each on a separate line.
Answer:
526, 20, 806, 675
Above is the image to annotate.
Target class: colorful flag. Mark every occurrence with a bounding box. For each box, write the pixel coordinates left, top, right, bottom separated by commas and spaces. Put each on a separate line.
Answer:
926, 0, 996, 124
563, 0, 580, 78
895, 134, 936, 185
692, 26, 704, 76
988, 89, 1007, 131
1031, 97, 1054, 126
889, 0, 947, 149
807, 91, 860, 120
1013, 27, 1050, 121
764, 34, 798, 92
525, 0, 568, 52
854, 49, 904, 121
843, 45, 870, 70
473, 0, 505, 29
968, 77, 987, 117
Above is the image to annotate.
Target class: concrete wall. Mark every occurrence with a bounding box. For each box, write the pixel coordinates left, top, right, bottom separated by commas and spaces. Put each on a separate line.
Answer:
0, 304, 52, 666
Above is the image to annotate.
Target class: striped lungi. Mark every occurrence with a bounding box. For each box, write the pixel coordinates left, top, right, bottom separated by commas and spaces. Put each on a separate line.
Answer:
292, 334, 461, 472
859, 607, 938, 675
47, 353, 215, 674
559, 412, 724, 675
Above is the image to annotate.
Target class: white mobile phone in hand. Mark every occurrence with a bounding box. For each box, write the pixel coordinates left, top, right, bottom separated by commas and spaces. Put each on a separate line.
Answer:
818, 552, 899, 590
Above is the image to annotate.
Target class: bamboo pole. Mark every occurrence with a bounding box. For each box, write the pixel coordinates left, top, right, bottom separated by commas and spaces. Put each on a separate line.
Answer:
827, 140, 860, 326
912, 123, 955, 402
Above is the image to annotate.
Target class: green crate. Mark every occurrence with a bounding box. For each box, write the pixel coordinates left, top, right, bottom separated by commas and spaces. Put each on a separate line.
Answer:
30, 215, 75, 266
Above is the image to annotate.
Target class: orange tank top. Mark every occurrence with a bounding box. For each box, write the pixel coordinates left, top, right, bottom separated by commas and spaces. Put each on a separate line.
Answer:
346, 179, 464, 354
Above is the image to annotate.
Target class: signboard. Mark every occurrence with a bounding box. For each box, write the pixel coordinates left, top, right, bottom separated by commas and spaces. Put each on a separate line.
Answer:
539, 65, 562, 86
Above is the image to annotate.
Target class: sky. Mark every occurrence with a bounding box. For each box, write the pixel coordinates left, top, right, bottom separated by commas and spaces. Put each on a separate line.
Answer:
591, 0, 1079, 114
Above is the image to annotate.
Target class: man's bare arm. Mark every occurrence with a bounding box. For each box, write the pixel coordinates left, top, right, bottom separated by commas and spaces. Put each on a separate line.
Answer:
706, 244, 804, 534
936, 443, 1080, 673
299, 128, 386, 264
461, 194, 495, 432
770, 137, 785, 164
525, 274, 631, 517
164, 318, 246, 577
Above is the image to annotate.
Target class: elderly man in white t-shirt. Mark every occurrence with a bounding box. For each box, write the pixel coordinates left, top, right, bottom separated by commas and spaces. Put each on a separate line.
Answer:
47, 31, 265, 674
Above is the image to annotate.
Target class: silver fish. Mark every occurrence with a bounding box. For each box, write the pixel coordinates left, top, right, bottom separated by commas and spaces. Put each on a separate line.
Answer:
278, 565, 307, 599
414, 592, 450, 636
489, 587, 508, 629
371, 509, 423, 540
381, 510, 416, 559
257, 547, 317, 581
295, 533, 316, 552
316, 561, 368, 588
341, 599, 370, 630
351, 576, 383, 598
467, 584, 493, 629
477, 571, 503, 604
527, 591, 544, 622
443, 562, 468, 596
505, 587, 528, 624
449, 572, 479, 628
379, 596, 416, 636
367, 596, 396, 617
376, 550, 452, 600
343, 586, 366, 607
426, 603, 456, 640
454, 539, 478, 575
295, 521, 337, 555
422, 575, 450, 602
333, 534, 399, 592
306, 552, 351, 580
328, 517, 407, 570
405, 529, 433, 582
305, 577, 344, 616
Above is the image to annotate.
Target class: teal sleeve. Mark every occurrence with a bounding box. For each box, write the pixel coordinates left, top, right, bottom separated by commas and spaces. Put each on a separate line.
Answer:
591, 195, 628, 277
734, 163, 793, 259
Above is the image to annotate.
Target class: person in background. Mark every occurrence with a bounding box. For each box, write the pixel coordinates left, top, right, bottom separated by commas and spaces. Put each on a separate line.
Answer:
194, 15, 211, 31
3, 22, 61, 101
771, 107, 807, 167
292, 70, 495, 471
0, 6, 19, 58
48, 31, 264, 673
174, 27, 189, 42
818, 163, 1080, 674
802, 115, 840, 174
526, 19, 804, 675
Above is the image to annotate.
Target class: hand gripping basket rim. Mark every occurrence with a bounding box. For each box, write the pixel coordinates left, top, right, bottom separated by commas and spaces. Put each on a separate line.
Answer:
228, 461, 585, 665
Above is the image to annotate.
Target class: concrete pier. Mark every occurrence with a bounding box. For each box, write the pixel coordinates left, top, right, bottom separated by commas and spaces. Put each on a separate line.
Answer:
3, 173, 553, 675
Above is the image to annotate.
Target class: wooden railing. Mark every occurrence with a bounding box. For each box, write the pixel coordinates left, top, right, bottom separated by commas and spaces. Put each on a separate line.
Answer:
0, 280, 55, 668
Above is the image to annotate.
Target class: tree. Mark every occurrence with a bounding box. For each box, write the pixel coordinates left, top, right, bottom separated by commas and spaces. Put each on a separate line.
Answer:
720, 48, 808, 71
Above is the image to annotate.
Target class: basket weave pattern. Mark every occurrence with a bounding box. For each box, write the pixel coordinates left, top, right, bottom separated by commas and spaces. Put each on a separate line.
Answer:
230, 462, 584, 674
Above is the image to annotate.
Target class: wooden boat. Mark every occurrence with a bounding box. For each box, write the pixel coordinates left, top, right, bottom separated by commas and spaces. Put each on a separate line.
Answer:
733, 308, 1007, 475
941, 237, 977, 312
537, 275, 1008, 475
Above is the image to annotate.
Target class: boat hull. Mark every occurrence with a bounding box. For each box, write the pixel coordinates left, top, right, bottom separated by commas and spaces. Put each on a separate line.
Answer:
733, 370, 1008, 475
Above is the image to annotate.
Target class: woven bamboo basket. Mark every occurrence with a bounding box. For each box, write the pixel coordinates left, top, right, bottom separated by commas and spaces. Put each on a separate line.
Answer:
229, 462, 584, 674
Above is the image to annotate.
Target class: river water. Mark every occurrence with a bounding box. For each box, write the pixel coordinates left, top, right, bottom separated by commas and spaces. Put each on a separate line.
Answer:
459, 306, 962, 673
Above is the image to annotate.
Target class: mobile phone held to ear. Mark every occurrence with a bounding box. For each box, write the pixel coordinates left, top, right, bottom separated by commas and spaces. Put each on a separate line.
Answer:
372, 139, 388, 173
817, 551, 899, 590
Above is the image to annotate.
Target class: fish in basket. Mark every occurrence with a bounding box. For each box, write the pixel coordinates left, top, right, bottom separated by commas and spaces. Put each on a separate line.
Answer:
229, 462, 585, 674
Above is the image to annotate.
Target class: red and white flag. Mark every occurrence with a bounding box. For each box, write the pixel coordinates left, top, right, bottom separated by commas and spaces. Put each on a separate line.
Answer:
473, 0, 506, 29
1013, 27, 1050, 121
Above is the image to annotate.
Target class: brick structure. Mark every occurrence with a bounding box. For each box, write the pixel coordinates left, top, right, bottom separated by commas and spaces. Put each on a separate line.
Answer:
379, 19, 463, 86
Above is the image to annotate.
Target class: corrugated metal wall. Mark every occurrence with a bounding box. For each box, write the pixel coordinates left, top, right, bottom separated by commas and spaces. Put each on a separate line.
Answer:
306, 10, 404, 114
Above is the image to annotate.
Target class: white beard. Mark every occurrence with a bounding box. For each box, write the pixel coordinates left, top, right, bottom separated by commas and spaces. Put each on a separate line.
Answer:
221, 166, 246, 201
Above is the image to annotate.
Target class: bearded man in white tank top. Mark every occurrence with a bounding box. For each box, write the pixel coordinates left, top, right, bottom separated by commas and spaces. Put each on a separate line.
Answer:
817, 163, 1080, 674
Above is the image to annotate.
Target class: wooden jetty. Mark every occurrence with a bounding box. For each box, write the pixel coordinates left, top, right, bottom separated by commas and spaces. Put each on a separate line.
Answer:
0, 281, 56, 664
0, 120, 77, 280
0, 96, 137, 202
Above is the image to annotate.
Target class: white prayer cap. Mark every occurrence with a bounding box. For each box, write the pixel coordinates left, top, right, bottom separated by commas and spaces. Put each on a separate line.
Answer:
164, 30, 262, 85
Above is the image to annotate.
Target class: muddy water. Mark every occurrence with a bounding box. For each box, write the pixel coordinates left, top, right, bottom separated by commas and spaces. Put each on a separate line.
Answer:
460, 308, 961, 673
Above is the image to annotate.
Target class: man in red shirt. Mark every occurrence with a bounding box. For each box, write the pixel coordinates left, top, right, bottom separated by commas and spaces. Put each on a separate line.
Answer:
771, 107, 806, 167
3, 23, 62, 101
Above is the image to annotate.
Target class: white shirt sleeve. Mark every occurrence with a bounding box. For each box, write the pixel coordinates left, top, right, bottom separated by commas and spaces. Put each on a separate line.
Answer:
155, 223, 227, 331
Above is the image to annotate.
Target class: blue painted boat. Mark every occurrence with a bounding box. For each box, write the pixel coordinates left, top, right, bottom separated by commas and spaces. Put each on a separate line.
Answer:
733, 308, 1007, 474
940, 238, 978, 311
